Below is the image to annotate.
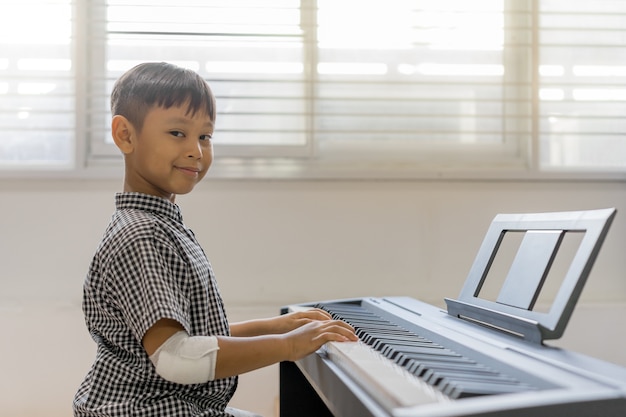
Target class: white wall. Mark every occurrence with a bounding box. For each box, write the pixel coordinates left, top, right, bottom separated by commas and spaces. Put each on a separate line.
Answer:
1, 178, 626, 417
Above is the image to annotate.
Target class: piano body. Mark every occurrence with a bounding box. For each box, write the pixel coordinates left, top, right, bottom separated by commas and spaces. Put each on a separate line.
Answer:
280, 208, 626, 417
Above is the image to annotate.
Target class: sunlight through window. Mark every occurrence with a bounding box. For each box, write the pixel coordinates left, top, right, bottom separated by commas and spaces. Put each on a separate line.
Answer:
0, 1, 71, 44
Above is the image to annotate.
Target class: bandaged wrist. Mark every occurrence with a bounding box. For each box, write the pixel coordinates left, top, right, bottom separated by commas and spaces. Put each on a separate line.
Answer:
149, 330, 219, 384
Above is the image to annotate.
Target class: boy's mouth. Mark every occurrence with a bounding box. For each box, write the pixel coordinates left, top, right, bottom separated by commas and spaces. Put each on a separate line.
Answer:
176, 166, 201, 177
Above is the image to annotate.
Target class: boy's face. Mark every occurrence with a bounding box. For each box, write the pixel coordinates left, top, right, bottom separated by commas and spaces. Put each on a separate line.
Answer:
118, 104, 214, 201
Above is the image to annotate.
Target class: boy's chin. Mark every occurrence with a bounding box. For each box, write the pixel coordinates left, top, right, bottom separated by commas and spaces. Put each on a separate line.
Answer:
173, 184, 199, 196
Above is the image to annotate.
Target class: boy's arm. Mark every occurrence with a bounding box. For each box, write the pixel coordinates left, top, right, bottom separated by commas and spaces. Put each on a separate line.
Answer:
143, 311, 356, 382
142, 308, 335, 352
229, 308, 333, 337
143, 318, 186, 356
215, 318, 355, 379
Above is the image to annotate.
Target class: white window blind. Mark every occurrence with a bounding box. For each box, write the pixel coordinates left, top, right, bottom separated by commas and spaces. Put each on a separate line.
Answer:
88, 0, 310, 163
0, 0, 74, 169
313, 0, 531, 172
539, 0, 626, 171
2, 0, 626, 178
88, 0, 531, 176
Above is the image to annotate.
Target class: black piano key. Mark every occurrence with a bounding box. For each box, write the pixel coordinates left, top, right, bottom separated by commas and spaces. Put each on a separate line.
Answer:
368, 333, 439, 348
367, 332, 430, 341
354, 326, 416, 333
437, 373, 524, 394
383, 344, 460, 361
406, 358, 486, 378
446, 381, 533, 399
400, 357, 477, 379
423, 366, 507, 386
361, 331, 418, 345
356, 326, 407, 334
352, 323, 411, 331
385, 343, 450, 356
334, 314, 384, 321
436, 371, 511, 386
372, 338, 435, 351
383, 347, 454, 362
357, 329, 413, 340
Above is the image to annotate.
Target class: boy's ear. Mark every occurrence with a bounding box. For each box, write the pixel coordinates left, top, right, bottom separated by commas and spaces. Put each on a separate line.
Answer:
111, 115, 135, 154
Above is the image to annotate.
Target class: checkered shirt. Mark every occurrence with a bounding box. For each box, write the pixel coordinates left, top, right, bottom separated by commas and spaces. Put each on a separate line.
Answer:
73, 192, 237, 416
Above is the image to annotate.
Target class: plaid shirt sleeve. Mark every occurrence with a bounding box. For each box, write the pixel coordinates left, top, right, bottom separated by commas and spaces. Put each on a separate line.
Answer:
109, 223, 193, 342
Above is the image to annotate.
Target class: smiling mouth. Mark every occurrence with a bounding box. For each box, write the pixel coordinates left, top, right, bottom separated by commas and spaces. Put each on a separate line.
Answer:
176, 166, 201, 176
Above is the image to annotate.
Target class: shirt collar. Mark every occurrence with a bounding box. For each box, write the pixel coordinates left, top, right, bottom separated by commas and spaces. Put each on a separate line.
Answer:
115, 192, 184, 224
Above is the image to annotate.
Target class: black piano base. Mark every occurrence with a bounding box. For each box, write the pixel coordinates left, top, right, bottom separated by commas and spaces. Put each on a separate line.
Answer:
279, 361, 334, 417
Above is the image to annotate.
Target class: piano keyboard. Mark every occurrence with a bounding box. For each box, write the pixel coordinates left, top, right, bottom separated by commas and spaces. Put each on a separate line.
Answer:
317, 302, 538, 401
282, 297, 626, 417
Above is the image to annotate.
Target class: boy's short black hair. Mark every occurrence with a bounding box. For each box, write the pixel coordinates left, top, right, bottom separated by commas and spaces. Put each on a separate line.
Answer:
110, 62, 216, 132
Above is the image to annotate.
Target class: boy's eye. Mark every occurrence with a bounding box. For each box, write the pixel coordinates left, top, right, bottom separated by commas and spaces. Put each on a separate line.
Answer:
170, 131, 184, 138
200, 134, 212, 141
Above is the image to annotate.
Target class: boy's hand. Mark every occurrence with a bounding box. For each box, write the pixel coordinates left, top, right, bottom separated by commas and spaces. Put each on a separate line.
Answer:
271, 308, 334, 334
282, 319, 358, 362
229, 308, 339, 338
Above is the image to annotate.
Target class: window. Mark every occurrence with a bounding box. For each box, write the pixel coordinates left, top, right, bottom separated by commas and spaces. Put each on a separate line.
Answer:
1, 0, 625, 178
539, 0, 626, 171
0, 0, 74, 169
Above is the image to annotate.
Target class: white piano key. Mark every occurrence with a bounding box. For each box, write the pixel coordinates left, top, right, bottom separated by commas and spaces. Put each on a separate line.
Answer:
322, 341, 449, 411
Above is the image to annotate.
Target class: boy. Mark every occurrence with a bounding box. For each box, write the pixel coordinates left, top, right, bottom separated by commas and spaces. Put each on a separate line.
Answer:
73, 62, 357, 417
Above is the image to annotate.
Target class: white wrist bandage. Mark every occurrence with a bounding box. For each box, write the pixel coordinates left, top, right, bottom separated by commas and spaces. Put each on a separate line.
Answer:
149, 331, 219, 384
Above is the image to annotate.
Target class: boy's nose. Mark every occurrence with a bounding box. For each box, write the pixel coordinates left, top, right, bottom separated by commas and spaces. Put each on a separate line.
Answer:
186, 140, 202, 159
